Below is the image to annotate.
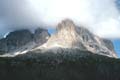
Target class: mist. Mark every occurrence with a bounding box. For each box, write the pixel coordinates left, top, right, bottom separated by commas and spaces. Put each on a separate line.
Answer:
0, 0, 120, 38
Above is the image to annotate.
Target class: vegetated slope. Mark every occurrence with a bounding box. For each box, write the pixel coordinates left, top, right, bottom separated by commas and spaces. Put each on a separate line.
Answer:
0, 49, 120, 80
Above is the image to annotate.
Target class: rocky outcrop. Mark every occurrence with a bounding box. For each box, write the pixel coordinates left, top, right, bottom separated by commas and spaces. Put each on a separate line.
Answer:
41, 19, 85, 49
5, 30, 33, 52
34, 28, 50, 45
102, 39, 114, 51
0, 28, 50, 54
39, 19, 117, 58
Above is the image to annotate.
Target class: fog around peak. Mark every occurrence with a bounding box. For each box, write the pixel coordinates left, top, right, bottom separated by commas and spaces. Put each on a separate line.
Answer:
0, 0, 120, 39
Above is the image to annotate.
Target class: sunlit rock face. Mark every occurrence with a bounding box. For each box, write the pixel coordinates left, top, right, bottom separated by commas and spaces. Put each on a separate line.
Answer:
42, 19, 85, 49
40, 19, 117, 58
0, 28, 50, 55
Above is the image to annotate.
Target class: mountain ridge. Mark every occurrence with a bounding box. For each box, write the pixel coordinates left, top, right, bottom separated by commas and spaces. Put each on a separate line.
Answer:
36, 19, 117, 58
0, 19, 117, 58
0, 28, 50, 55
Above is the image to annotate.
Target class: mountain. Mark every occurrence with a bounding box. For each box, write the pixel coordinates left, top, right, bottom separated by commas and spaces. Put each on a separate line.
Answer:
36, 19, 117, 58
0, 28, 50, 55
0, 19, 117, 58
0, 19, 119, 80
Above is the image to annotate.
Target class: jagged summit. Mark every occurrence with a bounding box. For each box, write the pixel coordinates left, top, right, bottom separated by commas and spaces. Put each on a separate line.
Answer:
0, 28, 50, 55
0, 19, 117, 58
39, 19, 117, 58
56, 19, 76, 31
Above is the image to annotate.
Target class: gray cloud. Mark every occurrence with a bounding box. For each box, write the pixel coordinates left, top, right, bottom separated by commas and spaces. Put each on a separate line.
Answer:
0, 0, 44, 34
0, 0, 120, 39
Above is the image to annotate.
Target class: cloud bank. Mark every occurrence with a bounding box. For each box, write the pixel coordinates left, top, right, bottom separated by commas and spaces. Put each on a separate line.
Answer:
0, 0, 120, 38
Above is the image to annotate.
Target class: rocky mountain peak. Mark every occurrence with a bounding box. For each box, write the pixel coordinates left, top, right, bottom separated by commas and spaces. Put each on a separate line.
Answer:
34, 28, 50, 44
40, 19, 117, 58
56, 19, 76, 31
41, 19, 80, 49
0, 19, 117, 58
0, 28, 50, 55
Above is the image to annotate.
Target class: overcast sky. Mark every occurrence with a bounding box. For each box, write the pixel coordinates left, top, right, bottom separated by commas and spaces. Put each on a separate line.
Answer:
0, 0, 120, 39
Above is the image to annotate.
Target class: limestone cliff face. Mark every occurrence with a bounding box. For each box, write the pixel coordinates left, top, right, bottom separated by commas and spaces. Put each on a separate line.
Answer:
41, 19, 117, 58
42, 19, 85, 49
